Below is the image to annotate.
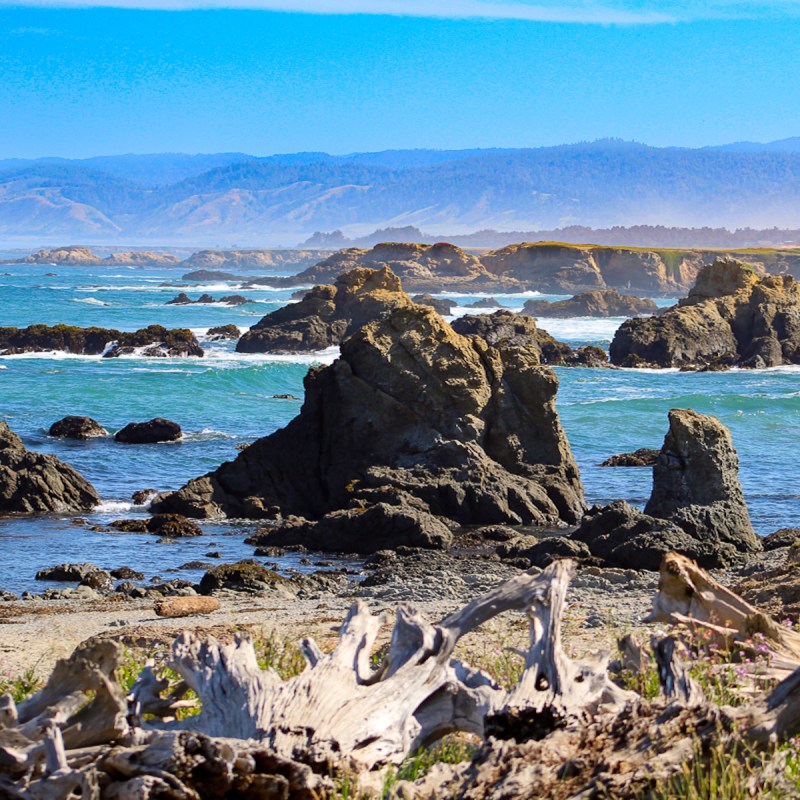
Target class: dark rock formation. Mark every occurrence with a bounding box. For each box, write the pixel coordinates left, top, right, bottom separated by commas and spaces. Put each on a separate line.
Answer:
199, 562, 294, 595
154, 304, 585, 528
206, 324, 241, 341
643, 408, 759, 552
236, 266, 413, 353
571, 501, 737, 571
49, 416, 108, 440
115, 418, 182, 444
0, 324, 203, 358
763, 528, 800, 551
166, 293, 250, 306
499, 535, 593, 569
35, 563, 102, 581
610, 259, 800, 369
574, 409, 761, 569
78, 569, 114, 592
111, 566, 145, 580
600, 448, 660, 467
109, 513, 201, 536
411, 294, 455, 315
523, 290, 658, 318
131, 488, 157, 505
451, 310, 609, 367
0, 422, 99, 514
166, 293, 193, 305
250, 502, 453, 554
465, 297, 505, 308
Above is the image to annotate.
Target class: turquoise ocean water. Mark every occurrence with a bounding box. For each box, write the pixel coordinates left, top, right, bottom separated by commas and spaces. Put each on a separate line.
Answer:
1, 263, 798, 594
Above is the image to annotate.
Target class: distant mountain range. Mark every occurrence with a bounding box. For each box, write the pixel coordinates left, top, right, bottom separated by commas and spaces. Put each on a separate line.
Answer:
1, 139, 800, 245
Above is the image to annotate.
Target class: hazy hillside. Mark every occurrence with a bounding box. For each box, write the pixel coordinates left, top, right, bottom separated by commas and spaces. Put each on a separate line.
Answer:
2, 140, 800, 244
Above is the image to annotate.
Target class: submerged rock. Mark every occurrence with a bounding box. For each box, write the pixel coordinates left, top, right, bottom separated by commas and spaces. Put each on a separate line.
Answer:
110, 513, 201, 536
523, 290, 658, 319
610, 259, 800, 369
115, 419, 182, 444
0, 422, 100, 514
600, 448, 660, 467
206, 324, 241, 341
154, 304, 585, 530
49, 416, 108, 440
236, 266, 413, 353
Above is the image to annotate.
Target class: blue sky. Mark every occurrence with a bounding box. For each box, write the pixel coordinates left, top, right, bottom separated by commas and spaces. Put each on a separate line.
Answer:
1, 1, 799, 158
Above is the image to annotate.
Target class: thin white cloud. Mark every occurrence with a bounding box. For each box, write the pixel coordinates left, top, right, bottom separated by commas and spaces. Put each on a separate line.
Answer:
0, 0, 676, 23
3, 0, 800, 22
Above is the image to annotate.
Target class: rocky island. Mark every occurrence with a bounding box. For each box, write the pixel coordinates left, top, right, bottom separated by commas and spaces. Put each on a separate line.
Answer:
610, 258, 800, 369
0, 324, 203, 357
156, 301, 585, 533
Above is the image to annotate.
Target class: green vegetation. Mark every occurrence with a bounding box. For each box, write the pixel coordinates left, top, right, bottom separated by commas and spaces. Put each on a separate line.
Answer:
0, 666, 41, 703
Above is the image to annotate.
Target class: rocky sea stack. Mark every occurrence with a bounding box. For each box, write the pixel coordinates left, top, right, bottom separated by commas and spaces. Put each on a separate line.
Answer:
154, 303, 585, 539
573, 409, 760, 569
0, 421, 99, 514
236, 266, 413, 353
610, 258, 800, 369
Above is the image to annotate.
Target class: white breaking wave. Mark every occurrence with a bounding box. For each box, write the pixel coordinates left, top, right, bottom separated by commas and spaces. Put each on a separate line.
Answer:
94, 500, 134, 513
434, 290, 545, 299
73, 297, 112, 306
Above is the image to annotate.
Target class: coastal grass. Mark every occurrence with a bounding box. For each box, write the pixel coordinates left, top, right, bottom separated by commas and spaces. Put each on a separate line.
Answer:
0, 666, 41, 703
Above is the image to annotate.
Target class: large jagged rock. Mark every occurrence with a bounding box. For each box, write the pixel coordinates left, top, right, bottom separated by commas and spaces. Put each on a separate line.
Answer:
0, 421, 100, 514
523, 289, 658, 318
452, 310, 608, 367
236, 266, 413, 353
154, 305, 585, 528
610, 259, 800, 368
0, 324, 203, 358
574, 409, 761, 569
644, 408, 759, 551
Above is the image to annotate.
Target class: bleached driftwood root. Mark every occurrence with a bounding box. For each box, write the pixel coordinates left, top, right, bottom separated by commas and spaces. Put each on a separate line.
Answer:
6, 554, 800, 799
648, 552, 800, 668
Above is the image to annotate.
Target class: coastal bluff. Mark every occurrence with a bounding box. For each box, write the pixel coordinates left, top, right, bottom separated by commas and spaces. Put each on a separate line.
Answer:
154, 303, 585, 529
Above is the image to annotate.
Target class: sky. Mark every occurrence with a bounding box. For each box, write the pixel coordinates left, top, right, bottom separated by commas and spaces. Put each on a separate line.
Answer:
1, 1, 800, 158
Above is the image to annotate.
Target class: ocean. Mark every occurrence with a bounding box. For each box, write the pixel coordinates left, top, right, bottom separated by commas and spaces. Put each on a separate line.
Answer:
1, 264, 798, 594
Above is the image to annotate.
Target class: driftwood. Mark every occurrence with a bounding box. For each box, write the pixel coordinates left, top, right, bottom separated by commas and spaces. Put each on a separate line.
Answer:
648, 552, 800, 669
153, 596, 220, 618
5, 554, 800, 798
